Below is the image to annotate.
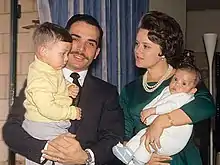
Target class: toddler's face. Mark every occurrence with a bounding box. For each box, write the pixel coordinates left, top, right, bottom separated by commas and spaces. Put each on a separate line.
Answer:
169, 69, 197, 94
44, 41, 71, 70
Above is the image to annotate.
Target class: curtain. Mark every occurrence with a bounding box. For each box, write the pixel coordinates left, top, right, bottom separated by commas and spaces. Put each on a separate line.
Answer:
37, 0, 148, 92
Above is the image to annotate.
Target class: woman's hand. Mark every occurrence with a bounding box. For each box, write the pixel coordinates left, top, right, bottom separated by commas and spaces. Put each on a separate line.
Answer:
144, 114, 171, 152
146, 153, 172, 165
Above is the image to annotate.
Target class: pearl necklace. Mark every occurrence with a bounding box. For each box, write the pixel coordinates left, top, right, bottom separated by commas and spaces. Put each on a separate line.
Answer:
143, 64, 173, 92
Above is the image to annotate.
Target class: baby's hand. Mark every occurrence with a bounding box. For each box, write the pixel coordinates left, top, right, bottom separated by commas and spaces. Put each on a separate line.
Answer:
75, 107, 82, 120
140, 107, 156, 124
68, 84, 79, 98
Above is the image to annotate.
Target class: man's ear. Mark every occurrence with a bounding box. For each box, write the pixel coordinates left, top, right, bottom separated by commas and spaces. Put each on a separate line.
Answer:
190, 88, 197, 94
94, 47, 100, 59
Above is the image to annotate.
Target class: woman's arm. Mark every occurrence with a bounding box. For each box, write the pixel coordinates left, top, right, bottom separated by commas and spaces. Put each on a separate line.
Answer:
180, 82, 215, 123
158, 82, 215, 127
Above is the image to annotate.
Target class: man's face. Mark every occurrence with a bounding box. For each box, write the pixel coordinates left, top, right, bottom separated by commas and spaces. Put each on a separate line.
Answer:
66, 21, 101, 72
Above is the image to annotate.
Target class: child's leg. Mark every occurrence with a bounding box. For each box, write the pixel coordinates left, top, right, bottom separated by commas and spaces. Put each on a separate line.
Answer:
23, 120, 72, 165
22, 119, 71, 140
126, 128, 147, 151
133, 139, 152, 164
112, 128, 147, 164
25, 157, 63, 165
25, 159, 40, 165
112, 142, 134, 164
25, 158, 55, 165
157, 125, 193, 156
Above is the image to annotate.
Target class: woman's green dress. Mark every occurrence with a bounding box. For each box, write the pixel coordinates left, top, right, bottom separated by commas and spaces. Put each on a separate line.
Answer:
120, 76, 215, 165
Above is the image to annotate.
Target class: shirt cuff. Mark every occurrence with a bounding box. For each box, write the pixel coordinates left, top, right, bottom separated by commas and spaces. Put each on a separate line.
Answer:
85, 148, 95, 165
40, 142, 49, 163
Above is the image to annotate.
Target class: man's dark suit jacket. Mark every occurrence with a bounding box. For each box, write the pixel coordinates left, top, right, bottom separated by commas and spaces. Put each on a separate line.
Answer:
3, 73, 124, 165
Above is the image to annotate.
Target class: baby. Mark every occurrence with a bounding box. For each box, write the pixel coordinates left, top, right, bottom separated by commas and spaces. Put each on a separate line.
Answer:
113, 53, 201, 165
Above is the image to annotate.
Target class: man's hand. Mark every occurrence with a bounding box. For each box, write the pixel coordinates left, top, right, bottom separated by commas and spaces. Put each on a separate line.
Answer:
140, 108, 156, 124
42, 133, 88, 165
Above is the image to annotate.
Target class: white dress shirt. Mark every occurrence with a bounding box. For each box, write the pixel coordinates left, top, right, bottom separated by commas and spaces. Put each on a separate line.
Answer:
62, 68, 88, 87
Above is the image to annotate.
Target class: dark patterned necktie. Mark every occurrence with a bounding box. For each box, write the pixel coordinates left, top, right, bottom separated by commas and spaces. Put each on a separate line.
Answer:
70, 72, 81, 106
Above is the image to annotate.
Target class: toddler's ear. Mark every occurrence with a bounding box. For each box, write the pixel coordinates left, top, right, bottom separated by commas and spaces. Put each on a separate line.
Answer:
38, 45, 48, 57
190, 88, 197, 94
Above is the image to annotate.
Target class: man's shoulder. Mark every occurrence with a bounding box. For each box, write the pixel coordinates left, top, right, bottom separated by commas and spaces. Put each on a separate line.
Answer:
86, 75, 118, 96
89, 75, 116, 88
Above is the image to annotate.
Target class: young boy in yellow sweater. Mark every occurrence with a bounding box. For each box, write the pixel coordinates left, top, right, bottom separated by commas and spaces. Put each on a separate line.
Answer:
22, 22, 81, 165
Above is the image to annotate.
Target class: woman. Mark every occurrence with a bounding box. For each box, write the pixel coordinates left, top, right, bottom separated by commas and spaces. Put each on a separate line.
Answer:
120, 11, 215, 165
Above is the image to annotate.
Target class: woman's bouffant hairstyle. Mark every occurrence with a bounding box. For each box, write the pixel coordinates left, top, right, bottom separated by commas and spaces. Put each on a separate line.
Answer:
138, 11, 183, 67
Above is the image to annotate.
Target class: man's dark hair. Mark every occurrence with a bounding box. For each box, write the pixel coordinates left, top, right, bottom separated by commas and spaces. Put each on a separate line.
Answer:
65, 14, 103, 48
138, 11, 184, 67
33, 22, 72, 49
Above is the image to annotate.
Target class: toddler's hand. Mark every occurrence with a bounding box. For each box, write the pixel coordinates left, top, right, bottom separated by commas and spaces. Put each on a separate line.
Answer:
75, 107, 82, 120
140, 107, 156, 124
68, 84, 79, 98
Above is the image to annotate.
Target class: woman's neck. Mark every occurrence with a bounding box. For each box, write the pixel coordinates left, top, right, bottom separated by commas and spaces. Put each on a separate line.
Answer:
147, 63, 170, 82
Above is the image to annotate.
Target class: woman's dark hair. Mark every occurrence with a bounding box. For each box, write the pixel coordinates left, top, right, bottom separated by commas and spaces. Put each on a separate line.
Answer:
65, 14, 103, 48
177, 49, 202, 86
138, 11, 183, 67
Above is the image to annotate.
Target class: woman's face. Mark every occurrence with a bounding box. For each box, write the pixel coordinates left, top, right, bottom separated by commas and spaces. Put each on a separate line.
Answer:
134, 28, 163, 69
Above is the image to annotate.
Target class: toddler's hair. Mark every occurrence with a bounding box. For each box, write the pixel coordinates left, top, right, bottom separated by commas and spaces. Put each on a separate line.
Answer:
33, 22, 72, 49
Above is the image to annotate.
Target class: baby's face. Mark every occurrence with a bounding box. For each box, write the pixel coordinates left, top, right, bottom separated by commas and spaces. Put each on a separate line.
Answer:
169, 69, 197, 94
44, 41, 71, 70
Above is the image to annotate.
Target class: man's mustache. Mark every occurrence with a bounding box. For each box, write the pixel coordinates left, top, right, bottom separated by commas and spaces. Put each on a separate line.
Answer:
70, 51, 89, 60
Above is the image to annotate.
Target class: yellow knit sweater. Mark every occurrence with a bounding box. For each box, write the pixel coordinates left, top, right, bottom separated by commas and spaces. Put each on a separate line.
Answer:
24, 57, 77, 122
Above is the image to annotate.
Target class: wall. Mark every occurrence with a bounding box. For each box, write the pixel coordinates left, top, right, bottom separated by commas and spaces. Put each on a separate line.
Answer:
0, 0, 38, 164
186, 10, 220, 85
186, 10, 220, 52
149, 0, 187, 41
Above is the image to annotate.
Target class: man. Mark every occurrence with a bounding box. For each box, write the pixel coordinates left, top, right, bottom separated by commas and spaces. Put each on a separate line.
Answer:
3, 14, 124, 165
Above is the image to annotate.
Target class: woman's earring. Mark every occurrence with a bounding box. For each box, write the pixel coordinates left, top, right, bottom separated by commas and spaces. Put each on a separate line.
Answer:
161, 55, 165, 60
